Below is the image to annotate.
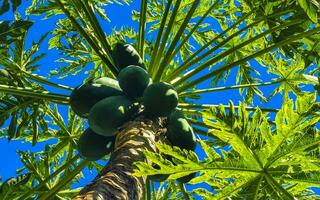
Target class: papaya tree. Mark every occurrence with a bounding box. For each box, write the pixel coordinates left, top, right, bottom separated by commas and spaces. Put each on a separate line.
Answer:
0, 0, 320, 199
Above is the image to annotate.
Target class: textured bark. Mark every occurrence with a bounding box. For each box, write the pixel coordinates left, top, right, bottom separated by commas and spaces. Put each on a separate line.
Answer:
74, 118, 165, 200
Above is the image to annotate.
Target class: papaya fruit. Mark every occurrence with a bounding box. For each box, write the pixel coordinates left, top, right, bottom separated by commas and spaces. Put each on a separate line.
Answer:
112, 43, 145, 71
177, 172, 196, 183
70, 77, 123, 118
88, 95, 139, 136
143, 82, 178, 117
77, 128, 115, 161
118, 65, 150, 98
167, 111, 196, 151
168, 109, 184, 121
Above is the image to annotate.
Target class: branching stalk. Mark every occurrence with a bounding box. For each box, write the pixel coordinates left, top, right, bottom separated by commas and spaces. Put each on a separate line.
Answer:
151, 0, 182, 80
179, 79, 284, 97
162, 1, 219, 72
22, 71, 73, 91
19, 155, 80, 200
154, 0, 200, 81
148, 0, 173, 75
173, 19, 303, 87
38, 160, 89, 200
264, 172, 294, 199
0, 84, 70, 104
146, 178, 151, 200
178, 183, 190, 200
163, 10, 255, 82
177, 27, 320, 92
178, 103, 280, 113
192, 126, 211, 136
138, 0, 148, 60
77, 0, 114, 64
164, 9, 295, 82
56, 0, 118, 75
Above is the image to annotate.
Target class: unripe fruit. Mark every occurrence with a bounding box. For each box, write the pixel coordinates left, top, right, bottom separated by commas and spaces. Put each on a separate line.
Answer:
143, 82, 178, 117
77, 128, 115, 161
112, 43, 145, 71
88, 96, 139, 136
70, 77, 123, 117
118, 65, 150, 98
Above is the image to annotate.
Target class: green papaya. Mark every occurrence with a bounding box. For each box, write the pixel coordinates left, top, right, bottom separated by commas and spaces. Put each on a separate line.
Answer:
118, 65, 151, 98
143, 82, 178, 117
167, 111, 196, 151
88, 95, 139, 136
168, 109, 185, 121
177, 172, 196, 183
112, 43, 145, 71
70, 77, 123, 118
77, 128, 115, 161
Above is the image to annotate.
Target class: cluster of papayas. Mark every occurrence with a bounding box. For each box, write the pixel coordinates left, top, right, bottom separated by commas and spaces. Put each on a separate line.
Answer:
70, 43, 196, 183
70, 43, 148, 161
71, 81, 139, 160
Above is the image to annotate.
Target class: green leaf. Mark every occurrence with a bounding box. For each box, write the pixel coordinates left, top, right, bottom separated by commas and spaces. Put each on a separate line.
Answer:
0, 0, 21, 15
0, 173, 31, 199
298, 0, 318, 23
296, 92, 316, 114
0, 20, 33, 44
0, 0, 10, 15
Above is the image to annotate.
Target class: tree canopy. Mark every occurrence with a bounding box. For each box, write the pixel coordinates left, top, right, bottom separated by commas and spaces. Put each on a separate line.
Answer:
0, 0, 319, 199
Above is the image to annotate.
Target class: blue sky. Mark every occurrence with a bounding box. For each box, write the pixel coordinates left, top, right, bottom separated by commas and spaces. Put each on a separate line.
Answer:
0, 0, 319, 197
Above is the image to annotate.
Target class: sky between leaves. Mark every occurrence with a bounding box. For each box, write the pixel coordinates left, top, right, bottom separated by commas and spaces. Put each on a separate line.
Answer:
0, 0, 319, 198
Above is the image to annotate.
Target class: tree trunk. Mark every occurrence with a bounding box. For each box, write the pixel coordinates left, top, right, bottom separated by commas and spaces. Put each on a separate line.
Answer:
74, 118, 165, 200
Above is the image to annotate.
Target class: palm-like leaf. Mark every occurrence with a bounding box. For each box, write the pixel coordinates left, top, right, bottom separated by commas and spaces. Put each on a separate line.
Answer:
135, 94, 320, 199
